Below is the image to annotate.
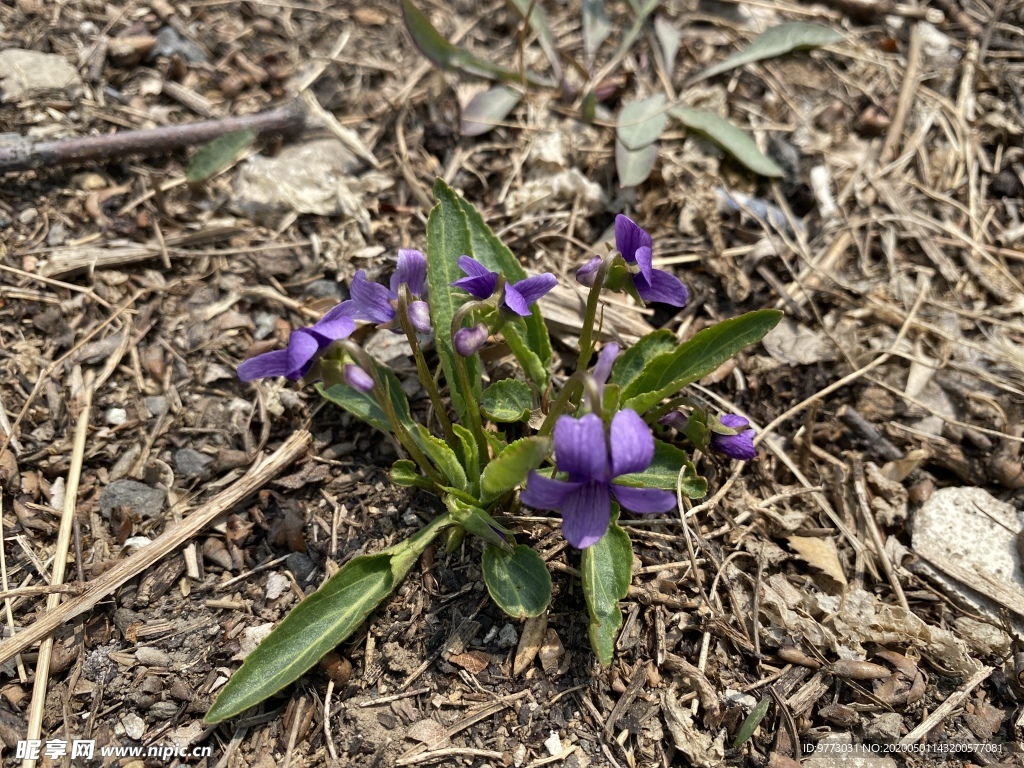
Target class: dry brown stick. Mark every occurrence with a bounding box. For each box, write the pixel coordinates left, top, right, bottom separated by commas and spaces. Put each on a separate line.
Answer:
850, 456, 909, 611
0, 100, 305, 174
24, 369, 93, 768
899, 665, 993, 745
0, 430, 311, 665
878, 23, 922, 166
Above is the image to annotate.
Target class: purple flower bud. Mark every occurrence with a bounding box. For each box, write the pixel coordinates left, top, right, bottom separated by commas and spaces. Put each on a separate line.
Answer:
576, 256, 602, 287
709, 414, 756, 461
454, 324, 488, 356
343, 364, 375, 393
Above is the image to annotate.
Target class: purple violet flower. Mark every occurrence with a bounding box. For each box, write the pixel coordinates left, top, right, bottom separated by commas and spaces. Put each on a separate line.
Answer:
451, 256, 557, 316
575, 256, 601, 287
350, 249, 431, 333
343, 363, 375, 393
520, 410, 676, 549
592, 343, 619, 395
614, 215, 689, 307
454, 324, 489, 356
710, 414, 756, 461
237, 302, 357, 382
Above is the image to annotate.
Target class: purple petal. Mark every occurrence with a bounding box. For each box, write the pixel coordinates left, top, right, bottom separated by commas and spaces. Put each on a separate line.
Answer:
408, 300, 432, 333
286, 329, 321, 379
633, 245, 654, 285
609, 409, 654, 477
510, 273, 556, 308
576, 256, 602, 287
553, 414, 607, 482
614, 214, 652, 262
520, 472, 581, 510
344, 364, 375, 393
391, 249, 428, 297
237, 349, 292, 381
454, 324, 488, 356
457, 255, 493, 278
658, 411, 689, 431
310, 301, 357, 343
592, 342, 620, 387
451, 273, 498, 300
720, 414, 750, 430
351, 270, 396, 325
501, 283, 530, 316
710, 416, 756, 461
611, 484, 677, 514
635, 268, 689, 307
559, 479, 611, 549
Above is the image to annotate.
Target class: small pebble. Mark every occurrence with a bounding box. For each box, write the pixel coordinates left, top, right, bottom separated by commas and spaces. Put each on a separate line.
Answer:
106, 408, 127, 426
135, 647, 172, 667
174, 448, 213, 478
144, 396, 169, 418
497, 624, 518, 648
121, 712, 145, 740
100, 479, 164, 519
18, 208, 38, 225
544, 732, 562, 757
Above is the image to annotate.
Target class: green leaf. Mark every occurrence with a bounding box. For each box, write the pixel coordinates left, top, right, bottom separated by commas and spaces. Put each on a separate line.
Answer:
506, 0, 562, 81
402, 0, 553, 87
615, 439, 688, 490
733, 696, 772, 748
502, 319, 548, 390
206, 514, 449, 723
654, 16, 680, 72
414, 425, 467, 491
186, 129, 255, 183
481, 436, 551, 501
427, 179, 479, 423
460, 85, 523, 137
617, 94, 668, 150
582, 0, 611, 63
616, 140, 659, 188
581, 515, 632, 665
610, 330, 677, 392
390, 459, 427, 488
481, 379, 533, 423
622, 309, 783, 414
451, 424, 480, 496
316, 360, 414, 434
669, 107, 783, 178
450, 182, 552, 388
482, 544, 551, 619
694, 22, 843, 83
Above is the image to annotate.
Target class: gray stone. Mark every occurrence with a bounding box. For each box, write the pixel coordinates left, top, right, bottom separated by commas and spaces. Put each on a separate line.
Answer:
135, 647, 172, 667
286, 552, 315, 583
863, 713, 902, 743
497, 624, 518, 648
150, 27, 208, 63
174, 448, 213, 478
100, 480, 164, 519
145, 396, 169, 418
0, 49, 83, 102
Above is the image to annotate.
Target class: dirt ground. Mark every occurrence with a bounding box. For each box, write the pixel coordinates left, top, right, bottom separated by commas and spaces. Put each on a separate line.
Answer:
1, 0, 1023, 766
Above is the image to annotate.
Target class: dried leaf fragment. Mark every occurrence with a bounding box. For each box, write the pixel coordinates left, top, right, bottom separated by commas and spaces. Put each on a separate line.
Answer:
786, 536, 847, 586
514, 613, 547, 676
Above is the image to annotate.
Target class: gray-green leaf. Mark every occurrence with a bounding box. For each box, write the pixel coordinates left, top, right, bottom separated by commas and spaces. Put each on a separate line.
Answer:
186, 129, 255, 183
506, 0, 562, 81
481, 379, 533, 423
669, 107, 783, 178
581, 515, 632, 665
734, 696, 772, 748
615, 139, 659, 188
582, 0, 611, 63
694, 22, 843, 83
460, 85, 522, 137
206, 514, 449, 723
617, 94, 668, 150
481, 436, 551, 501
482, 544, 552, 619
622, 309, 783, 414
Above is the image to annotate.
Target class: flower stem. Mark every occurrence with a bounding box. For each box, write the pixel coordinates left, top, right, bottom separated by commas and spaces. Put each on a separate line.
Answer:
451, 300, 495, 467
397, 286, 456, 446
575, 255, 612, 376
337, 341, 442, 485
538, 371, 585, 436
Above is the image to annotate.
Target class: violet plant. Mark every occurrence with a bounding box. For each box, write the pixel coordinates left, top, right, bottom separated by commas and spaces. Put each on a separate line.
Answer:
206, 179, 781, 723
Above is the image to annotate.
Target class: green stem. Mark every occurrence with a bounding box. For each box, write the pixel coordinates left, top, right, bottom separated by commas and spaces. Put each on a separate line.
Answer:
454, 351, 490, 468
575, 255, 612, 376
337, 341, 443, 484
397, 285, 456, 445
645, 395, 692, 426
538, 371, 583, 436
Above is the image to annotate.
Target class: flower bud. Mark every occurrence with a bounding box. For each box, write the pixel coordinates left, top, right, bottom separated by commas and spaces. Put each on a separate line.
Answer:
453, 324, 488, 356
575, 256, 602, 286
343, 364, 374, 393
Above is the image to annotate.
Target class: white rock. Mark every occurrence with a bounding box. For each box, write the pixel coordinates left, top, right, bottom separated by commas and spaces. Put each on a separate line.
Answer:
265, 572, 291, 601
544, 731, 562, 757
0, 49, 83, 102
121, 712, 146, 741
106, 408, 128, 426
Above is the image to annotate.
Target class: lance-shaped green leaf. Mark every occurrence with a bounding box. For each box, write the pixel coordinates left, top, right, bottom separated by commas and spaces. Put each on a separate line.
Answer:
481, 379, 533, 423
427, 179, 479, 423
654, 16, 680, 72
460, 85, 523, 137
414, 425, 467, 491
402, 0, 553, 87
206, 514, 449, 723
610, 330, 677, 392
448, 182, 553, 388
506, 0, 563, 81
669, 107, 783, 178
482, 544, 551, 618
694, 22, 843, 83
581, 513, 632, 665
734, 696, 772, 748
451, 424, 480, 497
316, 360, 415, 434
186, 129, 255, 183
481, 436, 551, 501
622, 309, 783, 414
444, 496, 514, 551
582, 0, 611, 63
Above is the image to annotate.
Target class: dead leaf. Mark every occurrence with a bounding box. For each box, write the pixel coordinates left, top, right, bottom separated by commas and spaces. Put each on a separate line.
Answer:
662, 689, 726, 768
514, 613, 547, 676
538, 628, 564, 675
449, 650, 490, 674
786, 536, 847, 586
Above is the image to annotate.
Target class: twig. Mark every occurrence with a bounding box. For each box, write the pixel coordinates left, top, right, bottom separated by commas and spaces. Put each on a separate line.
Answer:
899, 666, 993, 744
850, 456, 909, 611
23, 369, 93, 768
0, 101, 305, 174
0, 430, 311, 665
